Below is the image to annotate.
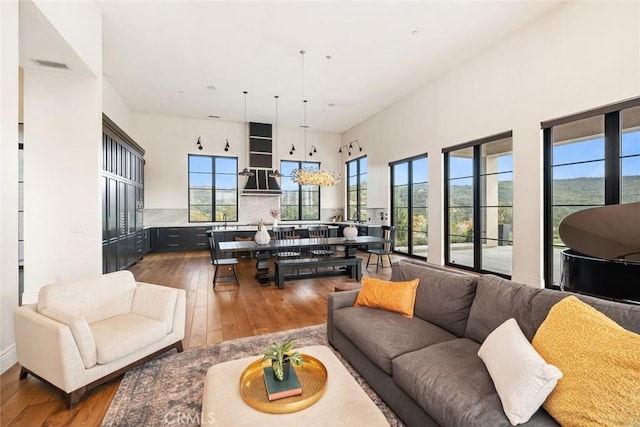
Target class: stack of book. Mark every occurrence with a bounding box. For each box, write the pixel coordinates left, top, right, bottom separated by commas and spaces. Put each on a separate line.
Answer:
263, 366, 303, 401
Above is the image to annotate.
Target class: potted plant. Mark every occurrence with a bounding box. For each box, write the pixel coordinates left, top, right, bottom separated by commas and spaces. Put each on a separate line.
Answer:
262, 338, 304, 381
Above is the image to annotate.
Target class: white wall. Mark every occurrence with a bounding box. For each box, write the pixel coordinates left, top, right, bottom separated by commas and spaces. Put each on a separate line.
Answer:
342, 1, 640, 286
22, 2, 103, 304
103, 77, 135, 139
0, 0, 20, 374
134, 113, 343, 224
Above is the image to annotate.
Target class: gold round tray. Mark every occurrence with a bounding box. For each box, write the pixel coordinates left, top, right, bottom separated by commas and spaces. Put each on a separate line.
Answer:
239, 354, 328, 414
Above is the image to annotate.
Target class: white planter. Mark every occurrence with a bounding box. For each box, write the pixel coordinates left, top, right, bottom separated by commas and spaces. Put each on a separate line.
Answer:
255, 228, 271, 245
343, 226, 358, 240
272, 218, 278, 227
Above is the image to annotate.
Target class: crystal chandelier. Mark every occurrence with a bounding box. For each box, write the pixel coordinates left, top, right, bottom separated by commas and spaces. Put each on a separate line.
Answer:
290, 50, 341, 187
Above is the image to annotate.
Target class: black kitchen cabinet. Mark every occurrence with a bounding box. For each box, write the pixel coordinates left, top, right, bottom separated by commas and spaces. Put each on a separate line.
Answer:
151, 227, 210, 252
101, 114, 145, 273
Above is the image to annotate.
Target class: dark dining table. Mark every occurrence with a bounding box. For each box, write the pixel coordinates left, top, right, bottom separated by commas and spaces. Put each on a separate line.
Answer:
218, 235, 388, 285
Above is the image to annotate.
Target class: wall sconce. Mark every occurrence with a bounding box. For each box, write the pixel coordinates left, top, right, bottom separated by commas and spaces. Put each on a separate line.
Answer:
289, 144, 296, 155
308, 145, 318, 157
338, 139, 363, 156
196, 137, 203, 150
224, 139, 230, 152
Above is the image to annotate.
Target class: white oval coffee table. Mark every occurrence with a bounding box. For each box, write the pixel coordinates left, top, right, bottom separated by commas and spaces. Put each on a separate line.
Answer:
201, 345, 389, 426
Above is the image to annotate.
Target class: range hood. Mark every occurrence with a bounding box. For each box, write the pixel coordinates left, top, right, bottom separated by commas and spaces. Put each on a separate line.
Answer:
241, 122, 282, 196
242, 169, 282, 196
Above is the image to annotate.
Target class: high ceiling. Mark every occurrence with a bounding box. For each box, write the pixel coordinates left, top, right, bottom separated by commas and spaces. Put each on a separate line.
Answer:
95, 1, 562, 133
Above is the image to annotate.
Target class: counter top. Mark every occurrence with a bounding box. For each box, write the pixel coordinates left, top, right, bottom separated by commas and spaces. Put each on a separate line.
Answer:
145, 222, 342, 231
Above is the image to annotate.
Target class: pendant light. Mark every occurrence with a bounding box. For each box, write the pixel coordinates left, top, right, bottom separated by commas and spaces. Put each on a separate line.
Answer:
290, 50, 341, 187
269, 95, 283, 178
238, 90, 254, 177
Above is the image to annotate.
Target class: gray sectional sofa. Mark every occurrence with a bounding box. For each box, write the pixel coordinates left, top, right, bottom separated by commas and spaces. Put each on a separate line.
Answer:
327, 259, 640, 427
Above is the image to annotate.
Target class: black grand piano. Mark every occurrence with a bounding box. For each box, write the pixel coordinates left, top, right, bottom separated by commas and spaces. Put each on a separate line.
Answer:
559, 202, 640, 303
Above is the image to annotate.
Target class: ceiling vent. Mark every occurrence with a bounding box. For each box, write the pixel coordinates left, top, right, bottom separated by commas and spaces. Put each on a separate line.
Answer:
30, 59, 70, 70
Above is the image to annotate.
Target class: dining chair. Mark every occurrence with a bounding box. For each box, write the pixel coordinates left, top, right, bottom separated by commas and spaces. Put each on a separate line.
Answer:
271, 226, 301, 260
307, 225, 335, 258
207, 230, 239, 287
366, 225, 396, 272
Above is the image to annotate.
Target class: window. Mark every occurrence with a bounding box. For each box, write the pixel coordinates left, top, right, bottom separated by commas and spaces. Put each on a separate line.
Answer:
543, 98, 640, 286
346, 156, 367, 221
280, 160, 320, 221
444, 132, 513, 277
390, 154, 428, 258
188, 155, 238, 222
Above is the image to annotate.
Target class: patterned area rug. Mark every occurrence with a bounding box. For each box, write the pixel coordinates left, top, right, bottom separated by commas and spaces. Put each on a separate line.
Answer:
102, 324, 404, 426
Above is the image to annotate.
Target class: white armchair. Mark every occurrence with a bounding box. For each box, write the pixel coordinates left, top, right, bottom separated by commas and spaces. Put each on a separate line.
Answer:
14, 270, 185, 408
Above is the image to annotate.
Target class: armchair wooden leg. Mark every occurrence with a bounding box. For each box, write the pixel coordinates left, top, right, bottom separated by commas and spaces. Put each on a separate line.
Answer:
67, 387, 86, 409
175, 340, 184, 353
366, 253, 372, 269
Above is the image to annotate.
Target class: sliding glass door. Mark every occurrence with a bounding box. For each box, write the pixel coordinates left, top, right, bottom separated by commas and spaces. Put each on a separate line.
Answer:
391, 154, 428, 258
444, 132, 513, 277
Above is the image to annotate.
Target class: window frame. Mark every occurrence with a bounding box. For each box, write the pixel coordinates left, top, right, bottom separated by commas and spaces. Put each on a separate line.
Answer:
542, 96, 640, 288
346, 155, 367, 221
443, 131, 514, 278
188, 154, 238, 223
390, 153, 428, 259
279, 160, 321, 221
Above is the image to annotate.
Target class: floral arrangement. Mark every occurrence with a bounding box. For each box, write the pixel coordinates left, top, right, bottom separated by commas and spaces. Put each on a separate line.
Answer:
270, 209, 280, 219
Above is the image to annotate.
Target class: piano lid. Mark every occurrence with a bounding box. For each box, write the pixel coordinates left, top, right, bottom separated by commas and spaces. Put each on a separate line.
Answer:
559, 202, 640, 262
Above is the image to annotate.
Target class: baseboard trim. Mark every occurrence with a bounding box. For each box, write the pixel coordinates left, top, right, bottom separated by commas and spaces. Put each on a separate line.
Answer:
1, 344, 17, 374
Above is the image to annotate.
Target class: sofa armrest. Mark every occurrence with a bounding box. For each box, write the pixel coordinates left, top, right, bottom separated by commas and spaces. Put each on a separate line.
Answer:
132, 283, 179, 335
327, 289, 359, 345
14, 304, 87, 393
40, 307, 97, 369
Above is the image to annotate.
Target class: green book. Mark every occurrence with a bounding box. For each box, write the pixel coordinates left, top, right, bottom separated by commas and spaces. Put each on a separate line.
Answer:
263, 366, 302, 401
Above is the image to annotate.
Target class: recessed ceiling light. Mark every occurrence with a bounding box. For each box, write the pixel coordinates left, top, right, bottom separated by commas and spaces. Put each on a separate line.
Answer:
326, 55, 332, 60
411, 30, 419, 35
179, 90, 184, 94
208, 115, 220, 119
206, 85, 216, 91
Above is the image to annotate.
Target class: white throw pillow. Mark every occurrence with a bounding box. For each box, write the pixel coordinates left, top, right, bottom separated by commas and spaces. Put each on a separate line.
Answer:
478, 318, 562, 425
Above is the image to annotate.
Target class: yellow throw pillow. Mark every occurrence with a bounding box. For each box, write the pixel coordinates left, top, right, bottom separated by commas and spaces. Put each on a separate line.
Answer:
532, 296, 640, 427
354, 276, 419, 318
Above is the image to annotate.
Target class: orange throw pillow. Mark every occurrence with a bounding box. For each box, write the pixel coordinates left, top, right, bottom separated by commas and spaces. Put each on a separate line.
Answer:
354, 276, 419, 318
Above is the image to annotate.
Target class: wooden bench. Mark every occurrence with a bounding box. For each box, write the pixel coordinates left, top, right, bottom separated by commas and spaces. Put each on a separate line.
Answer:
274, 257, 362, 289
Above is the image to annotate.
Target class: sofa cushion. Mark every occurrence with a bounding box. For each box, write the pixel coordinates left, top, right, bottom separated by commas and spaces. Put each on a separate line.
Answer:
38, 271, 137, 324
478, 318, 562, 425
532, 296, 640, 427
333, 306, 457, 375
90, 313, 169, 364
390, 260, 477, 337
354, 276, 420, 318
392, 339, 559, 427
465, 275, 640, 344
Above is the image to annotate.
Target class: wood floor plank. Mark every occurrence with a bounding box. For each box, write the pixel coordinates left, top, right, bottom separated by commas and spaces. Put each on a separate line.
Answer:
0, 249, 408, 426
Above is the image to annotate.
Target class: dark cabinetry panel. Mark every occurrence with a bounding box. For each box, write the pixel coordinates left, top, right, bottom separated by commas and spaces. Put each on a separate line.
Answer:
102, 115, 145, 273
151, 227, 210, 252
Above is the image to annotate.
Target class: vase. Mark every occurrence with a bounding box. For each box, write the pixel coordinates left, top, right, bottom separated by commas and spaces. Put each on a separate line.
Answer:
343, 225, 358, 240
255, 228, 270, 245
273, 218, 278, 227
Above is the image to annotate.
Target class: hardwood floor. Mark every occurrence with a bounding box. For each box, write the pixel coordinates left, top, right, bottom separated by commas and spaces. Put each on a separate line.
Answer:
1, 250, 401, 426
